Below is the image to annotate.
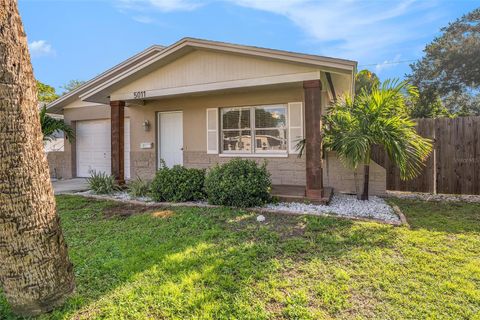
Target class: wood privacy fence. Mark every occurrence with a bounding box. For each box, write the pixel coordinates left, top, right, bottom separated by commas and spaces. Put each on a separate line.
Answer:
371, 116, 480, 195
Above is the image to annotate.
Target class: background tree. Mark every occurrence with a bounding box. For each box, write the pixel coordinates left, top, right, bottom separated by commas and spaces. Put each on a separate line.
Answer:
36, 80, 59, 103
406, 86, 452, 118
355, 69, 380, 96
324, 80, 432, 200
409, 8, 480, 116
61, 79, 85, 95
0, 0, 75, 316
39, 106, 75, 141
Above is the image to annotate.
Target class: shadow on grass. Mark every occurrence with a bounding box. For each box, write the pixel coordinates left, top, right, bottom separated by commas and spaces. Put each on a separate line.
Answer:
1, 195, 399, 319
389, 198, 480, 234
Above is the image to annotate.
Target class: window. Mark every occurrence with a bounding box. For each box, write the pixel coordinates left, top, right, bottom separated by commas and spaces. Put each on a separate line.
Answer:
221, 104, 287, 154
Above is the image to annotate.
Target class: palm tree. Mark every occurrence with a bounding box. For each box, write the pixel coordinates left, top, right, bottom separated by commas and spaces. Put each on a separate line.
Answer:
0, 0, 75, 316
39, 106, 75, 141
324, 80, 432, 200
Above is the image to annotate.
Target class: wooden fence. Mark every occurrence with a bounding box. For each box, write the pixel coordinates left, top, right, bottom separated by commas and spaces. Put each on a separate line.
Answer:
372, 116, 480, 195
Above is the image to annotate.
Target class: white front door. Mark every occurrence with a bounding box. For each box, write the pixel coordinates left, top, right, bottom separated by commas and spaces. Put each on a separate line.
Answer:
76, 119, 130, 179
158, 111, 183, 168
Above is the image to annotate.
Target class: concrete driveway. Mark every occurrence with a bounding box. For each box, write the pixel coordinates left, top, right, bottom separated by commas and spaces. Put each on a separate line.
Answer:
52, 178, 89, 195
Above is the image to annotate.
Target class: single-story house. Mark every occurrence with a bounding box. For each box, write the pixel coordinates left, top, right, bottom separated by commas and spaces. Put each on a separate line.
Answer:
46, 38, 386, 201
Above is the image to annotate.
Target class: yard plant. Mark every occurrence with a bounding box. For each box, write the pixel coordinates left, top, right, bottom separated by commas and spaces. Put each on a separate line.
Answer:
126, 177, 151, 198
205, 158, 271, 208
39, 105, 74, 142
324, 80, 432, 200
87, 171, 118, 195
1, 195, 479, 319
150, 163, 205, 202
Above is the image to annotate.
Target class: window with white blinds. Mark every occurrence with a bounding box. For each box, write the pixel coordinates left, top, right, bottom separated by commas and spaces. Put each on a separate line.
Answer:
207, 102, 303, 155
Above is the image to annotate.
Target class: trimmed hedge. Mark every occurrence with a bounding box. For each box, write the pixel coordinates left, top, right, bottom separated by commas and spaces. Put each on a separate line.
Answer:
205, 159, 271, 208
150, 164, 205, 202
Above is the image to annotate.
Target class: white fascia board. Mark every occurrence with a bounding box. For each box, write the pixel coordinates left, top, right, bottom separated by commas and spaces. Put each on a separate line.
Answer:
109, 71, 321, 102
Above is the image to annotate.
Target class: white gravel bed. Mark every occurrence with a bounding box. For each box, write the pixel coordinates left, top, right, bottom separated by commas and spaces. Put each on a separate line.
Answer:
264, 194, 400, 224
72, 190, 399, 224
75, 190, 155, 203
73, 190, 211, 207
387, 190, 480, 203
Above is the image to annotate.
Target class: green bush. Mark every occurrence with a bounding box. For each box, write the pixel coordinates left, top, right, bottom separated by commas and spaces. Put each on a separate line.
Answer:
87, 171, 118, 194
127, 177, 151, 198
150, 164, 205, 202
204, 159, 271, 208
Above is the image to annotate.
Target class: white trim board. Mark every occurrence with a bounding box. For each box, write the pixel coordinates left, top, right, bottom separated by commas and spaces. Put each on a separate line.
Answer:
110, 72, 320, 102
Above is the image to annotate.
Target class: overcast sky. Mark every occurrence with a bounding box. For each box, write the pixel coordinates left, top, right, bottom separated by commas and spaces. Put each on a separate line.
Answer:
20, 0, 480, 92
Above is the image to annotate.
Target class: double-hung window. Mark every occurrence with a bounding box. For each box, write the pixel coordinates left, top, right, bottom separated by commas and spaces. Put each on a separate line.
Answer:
221, 104, 288, 155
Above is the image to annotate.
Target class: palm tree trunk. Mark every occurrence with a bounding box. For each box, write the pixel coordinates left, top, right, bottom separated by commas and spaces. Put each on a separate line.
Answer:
359, 151, 371, 201
0, 0, 75, 316
360, 164, 370, 200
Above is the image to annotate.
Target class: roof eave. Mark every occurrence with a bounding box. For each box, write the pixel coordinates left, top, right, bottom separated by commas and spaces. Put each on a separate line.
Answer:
80, 38, 357, 104
45, 44, 165, 113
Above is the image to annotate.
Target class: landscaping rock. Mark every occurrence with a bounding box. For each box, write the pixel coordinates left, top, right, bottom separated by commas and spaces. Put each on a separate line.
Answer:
264, 194, 400, 224
387, 191, 480, 203
72, 191, 400, 224
256, 215, 266, 222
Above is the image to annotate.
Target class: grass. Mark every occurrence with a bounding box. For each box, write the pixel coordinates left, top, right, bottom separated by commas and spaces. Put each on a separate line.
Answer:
1, 196, 479, 319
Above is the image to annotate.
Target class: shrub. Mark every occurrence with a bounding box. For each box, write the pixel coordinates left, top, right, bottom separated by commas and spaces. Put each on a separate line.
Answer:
150, 164, 205, 202
87, 171, 118, 194
127, 177, 151, 198
204, 159, 271, 208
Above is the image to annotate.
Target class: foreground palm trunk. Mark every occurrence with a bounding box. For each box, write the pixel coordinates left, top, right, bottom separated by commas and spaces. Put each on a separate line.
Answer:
0, 0, 75, 316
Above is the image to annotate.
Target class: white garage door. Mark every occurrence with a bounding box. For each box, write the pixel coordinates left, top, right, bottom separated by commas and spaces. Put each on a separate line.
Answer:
76, 119, 130, 179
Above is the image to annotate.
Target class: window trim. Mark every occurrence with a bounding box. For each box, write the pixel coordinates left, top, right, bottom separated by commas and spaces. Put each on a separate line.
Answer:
220, 104, 288, 156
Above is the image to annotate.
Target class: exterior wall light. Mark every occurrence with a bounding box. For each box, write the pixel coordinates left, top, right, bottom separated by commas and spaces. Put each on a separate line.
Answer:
142, 120, 151, 132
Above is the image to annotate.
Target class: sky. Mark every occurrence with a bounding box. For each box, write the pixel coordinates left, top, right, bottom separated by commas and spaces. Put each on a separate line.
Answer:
19, 0, 480, 92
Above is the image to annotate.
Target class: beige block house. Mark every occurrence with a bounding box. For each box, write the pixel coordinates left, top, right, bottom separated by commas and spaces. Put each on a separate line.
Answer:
46, 38, 386, 198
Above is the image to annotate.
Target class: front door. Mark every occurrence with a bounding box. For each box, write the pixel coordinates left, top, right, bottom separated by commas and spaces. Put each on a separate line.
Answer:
158, 111, 183, 168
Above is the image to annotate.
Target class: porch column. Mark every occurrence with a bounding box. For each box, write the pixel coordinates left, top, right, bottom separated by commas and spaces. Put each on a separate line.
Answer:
110, 100, 125, 185
303, 80, 324, 201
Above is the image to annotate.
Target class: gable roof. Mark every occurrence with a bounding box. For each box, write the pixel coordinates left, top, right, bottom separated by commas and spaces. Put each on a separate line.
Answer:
46, 45, 165, 113
47, 38, 357, 113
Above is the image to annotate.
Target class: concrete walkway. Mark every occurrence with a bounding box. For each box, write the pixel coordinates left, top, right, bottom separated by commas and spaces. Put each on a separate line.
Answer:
52, 178, 89, 195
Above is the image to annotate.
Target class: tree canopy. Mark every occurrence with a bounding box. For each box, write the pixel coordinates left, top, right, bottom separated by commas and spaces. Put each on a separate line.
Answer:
60, 79, 85, 95
355, 69, 380, 96
409, 8, 480, 116
36, 80, 59, 103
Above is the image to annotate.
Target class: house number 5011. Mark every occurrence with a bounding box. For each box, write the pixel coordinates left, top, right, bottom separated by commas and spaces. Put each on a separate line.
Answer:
133, 91, 146, 99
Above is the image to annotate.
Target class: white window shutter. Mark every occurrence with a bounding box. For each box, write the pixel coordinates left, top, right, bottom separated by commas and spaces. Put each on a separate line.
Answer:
288, 102, 304, 154
206, 108, 219, 154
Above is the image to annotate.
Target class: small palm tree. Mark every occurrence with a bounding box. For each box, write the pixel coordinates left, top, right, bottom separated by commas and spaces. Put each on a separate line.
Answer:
39, 106, 74, 142
324, 80, 432, 200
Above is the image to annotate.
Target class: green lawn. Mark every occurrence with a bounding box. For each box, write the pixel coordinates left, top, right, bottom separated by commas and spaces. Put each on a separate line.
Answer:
1, 196, 479, 319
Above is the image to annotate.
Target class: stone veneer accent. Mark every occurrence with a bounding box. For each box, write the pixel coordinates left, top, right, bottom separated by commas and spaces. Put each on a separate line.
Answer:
323, 152, 386, 196
47, 151, 71, 180
101, 150, 386, 196
130, 151, 157, 179
184, 151, 307, 186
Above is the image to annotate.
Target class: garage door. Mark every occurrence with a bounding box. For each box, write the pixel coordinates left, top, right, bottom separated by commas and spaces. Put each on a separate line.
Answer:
76, 119, 130, 179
